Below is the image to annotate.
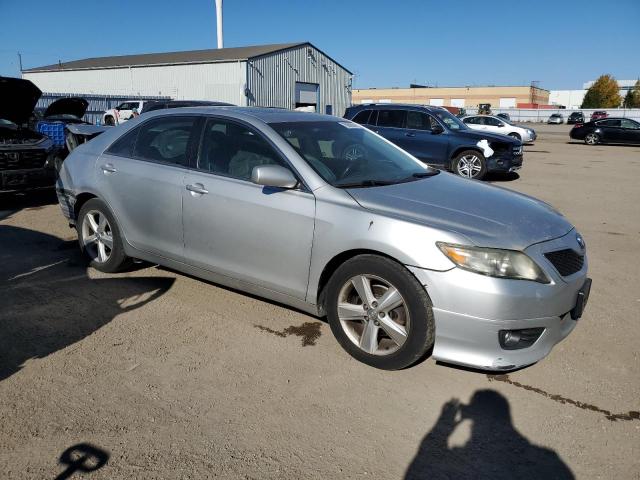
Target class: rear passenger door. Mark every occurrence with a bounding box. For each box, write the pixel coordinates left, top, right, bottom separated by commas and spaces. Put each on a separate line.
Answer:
397, 110, 449, 166
97, 115, 199, 260
182, 117, 315, 300
370, 109, 407, 149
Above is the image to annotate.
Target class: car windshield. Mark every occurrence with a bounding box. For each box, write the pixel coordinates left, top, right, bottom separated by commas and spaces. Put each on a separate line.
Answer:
432, 109, 467, 131
269, 120, 437, 188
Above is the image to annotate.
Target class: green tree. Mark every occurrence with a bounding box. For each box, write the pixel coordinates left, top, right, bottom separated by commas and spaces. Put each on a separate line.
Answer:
622, 80, 640, 108
581, 74, 623, 108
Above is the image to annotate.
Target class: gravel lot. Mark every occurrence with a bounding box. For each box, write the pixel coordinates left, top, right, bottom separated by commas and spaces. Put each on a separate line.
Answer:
1, 123, 639, 479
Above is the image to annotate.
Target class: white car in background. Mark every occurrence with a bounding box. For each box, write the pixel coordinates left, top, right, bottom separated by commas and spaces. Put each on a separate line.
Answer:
102, 100, 146, 126
463, 115, 536, 143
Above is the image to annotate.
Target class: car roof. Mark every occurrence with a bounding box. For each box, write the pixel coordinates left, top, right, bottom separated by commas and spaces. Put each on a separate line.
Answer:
350, 103, 441, 112
141, 106, 338, 123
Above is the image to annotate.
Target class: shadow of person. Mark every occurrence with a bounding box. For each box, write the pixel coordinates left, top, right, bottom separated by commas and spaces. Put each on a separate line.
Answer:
405, 390, 574, 480
0, 225, 175, 382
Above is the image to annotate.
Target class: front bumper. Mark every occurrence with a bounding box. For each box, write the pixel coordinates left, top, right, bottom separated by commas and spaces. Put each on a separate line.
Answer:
0, 167, 56, 192
408, 232, 589, 370
486, 151, 523, 173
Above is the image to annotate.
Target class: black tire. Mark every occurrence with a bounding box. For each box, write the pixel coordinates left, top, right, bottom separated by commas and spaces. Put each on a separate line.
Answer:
77, 198, 130, 273
104, 116, 116, 126
326, 254, 435, 370
584, 132, 599, 145
508, 132, 521, 141
452, 150, 487, 180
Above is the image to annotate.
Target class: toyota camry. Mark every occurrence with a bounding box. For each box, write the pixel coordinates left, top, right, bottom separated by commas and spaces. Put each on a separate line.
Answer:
56, 107, 591, 371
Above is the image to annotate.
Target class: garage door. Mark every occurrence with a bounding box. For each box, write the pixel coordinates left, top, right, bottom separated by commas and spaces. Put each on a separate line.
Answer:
295, 82, 319, 105
451, 98, 465, 107
499, 97, 517, 108
429, 98, 444, 106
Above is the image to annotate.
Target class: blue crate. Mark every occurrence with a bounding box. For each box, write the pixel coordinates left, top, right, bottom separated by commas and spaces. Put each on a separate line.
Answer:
37, 121, 67, 147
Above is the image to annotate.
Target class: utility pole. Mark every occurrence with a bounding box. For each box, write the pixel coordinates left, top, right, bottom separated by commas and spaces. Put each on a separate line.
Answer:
17, 52, 23, 74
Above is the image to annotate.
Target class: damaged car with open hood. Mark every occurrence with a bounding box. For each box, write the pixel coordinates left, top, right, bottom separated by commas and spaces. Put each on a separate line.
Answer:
0, 76, 57, 192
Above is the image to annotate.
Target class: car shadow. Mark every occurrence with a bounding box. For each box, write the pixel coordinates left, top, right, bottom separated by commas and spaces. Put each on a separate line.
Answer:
0, 189, 58, 221
566, 141, 639, 148
404, 390, 574, 479
485, 171, 520, 182
0, 225, 175, 382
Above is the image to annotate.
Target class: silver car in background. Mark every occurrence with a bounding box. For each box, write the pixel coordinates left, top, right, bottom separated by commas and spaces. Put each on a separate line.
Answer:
56, 107, 591, 371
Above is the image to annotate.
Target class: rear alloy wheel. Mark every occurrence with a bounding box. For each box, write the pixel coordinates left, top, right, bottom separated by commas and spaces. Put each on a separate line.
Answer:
326, 255, 435, 370
453, 150, 487, 180
78, 198, 130, 272
584, 133, 599, 145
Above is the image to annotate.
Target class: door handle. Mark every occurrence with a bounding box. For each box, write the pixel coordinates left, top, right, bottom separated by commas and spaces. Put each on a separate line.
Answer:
405, 132, 416, 137
101, 163, 117, 173
186, 183, 209, 195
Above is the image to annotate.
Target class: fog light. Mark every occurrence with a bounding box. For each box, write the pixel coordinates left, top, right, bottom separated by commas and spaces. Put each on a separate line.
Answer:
499, 328, 544, 350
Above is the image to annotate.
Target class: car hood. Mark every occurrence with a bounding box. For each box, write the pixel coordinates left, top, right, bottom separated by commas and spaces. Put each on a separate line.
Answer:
347, 173, 573, 250
0, 76, 42, 125
44, 97, 88, 118
454, 128, 519, 144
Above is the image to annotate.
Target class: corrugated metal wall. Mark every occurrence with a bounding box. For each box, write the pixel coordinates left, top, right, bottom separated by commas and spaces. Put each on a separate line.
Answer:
36, 92, 170, 125
246, 44, 352, 117
23, 61, 247, 105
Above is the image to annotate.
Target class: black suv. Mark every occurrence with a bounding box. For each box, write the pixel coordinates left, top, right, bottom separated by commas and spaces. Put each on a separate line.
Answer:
344, 104, 522, 180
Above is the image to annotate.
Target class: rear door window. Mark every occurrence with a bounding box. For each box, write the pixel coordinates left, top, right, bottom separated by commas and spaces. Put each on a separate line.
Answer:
133, 116, 198, 166
377, 110, 406, 128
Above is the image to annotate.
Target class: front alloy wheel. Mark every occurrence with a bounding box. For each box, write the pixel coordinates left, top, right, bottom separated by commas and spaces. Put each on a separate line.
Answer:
454, 150, 487, 180
337, 274, 410, 356
326, 254, 435, 370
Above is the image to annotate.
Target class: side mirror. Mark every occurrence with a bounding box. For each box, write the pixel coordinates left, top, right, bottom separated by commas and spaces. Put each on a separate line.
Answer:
251, 165, 298, 189
431, 124, 444, 134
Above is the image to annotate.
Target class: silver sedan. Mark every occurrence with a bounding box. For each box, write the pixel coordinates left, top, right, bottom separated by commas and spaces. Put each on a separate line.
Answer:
56, 107, 591, 370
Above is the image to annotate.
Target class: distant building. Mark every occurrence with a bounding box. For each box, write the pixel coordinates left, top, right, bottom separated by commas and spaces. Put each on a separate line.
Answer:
21, 43, 353, 116
352, 85, 549, 109
550, 79, 639, 109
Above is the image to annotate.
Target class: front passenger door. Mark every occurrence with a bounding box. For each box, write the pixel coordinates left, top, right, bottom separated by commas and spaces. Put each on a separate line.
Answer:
397, 111, 449, 166
182, 117, 316, 300
620, 119, 640, 144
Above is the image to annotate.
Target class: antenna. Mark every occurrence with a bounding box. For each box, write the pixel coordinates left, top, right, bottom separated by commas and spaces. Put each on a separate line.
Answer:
215, 0, 224, 48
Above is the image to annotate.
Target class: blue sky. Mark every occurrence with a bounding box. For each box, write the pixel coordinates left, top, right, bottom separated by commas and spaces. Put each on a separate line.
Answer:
1, 0, 638, 90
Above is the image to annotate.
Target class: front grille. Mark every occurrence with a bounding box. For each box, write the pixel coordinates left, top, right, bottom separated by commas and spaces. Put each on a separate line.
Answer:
544, 249, 584, 276
513, 145, 523, 155
0, 150, 48, 171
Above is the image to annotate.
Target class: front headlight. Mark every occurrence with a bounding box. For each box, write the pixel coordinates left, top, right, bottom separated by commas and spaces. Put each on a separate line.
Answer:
437, 243, 550, 283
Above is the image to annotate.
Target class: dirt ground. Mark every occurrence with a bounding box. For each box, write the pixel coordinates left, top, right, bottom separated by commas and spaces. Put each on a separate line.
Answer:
1, 124, 639, 479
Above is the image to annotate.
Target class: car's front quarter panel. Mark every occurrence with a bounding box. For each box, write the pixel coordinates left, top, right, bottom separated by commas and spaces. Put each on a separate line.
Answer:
306, 186, 469, 305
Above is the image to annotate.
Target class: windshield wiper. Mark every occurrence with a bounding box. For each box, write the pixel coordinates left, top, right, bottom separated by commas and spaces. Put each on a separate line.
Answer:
411, 170, 440, 178
335, 179, 396, 188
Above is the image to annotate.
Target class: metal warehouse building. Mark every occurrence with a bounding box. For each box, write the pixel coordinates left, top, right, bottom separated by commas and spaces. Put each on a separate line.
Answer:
22, 42, 353, 116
